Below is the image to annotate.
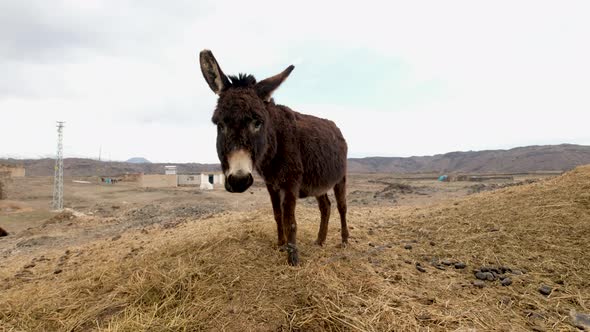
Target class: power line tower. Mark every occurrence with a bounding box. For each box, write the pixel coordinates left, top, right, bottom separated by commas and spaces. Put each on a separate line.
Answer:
52, 121, 65, 211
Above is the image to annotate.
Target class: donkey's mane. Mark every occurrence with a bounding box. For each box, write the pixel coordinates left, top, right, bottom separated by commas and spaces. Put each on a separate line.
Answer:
228, 73, 257, 88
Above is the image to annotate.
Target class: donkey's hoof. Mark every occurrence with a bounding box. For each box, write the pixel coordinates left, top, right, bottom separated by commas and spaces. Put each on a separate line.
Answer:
338, 241, 348, 249
314, 239, 325, 247
284, 243, 299, 266
288, 252, 299, 266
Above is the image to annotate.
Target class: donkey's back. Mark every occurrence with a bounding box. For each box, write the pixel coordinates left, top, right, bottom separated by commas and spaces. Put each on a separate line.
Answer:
275, 105, 347, 198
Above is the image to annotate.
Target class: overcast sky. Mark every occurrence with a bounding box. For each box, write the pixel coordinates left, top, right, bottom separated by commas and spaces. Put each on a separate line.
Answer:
1, 0, 589, 163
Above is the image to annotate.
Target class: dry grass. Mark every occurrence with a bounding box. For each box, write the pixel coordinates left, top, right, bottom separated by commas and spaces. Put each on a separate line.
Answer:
1, 166, 590, 331
0, 179, 5, 200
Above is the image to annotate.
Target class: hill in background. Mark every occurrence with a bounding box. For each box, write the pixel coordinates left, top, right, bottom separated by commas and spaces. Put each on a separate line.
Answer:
0, 158, 219, 177
1, 144, 590, 176
348, 144, 590, 173
125, 157, 151, 164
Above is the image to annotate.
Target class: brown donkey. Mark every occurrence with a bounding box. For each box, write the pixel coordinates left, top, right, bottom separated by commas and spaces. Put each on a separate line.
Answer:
199, 50, 349, 265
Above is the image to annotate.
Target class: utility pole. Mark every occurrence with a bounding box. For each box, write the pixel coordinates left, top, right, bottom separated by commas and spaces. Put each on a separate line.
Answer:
52, 121, 65, 211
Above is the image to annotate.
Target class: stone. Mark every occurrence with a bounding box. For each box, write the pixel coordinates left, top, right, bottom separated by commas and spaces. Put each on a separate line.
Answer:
441, 259, 454, 266
473, 280, 485, 288
475, 272, 487, 280
454, 262, 466, 269
539, 285, 552, 296
475, 271, 496, 281
570, 310, 590, 330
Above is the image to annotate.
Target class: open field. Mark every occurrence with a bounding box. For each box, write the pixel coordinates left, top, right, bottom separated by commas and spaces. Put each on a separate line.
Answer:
1, 169, 589, 331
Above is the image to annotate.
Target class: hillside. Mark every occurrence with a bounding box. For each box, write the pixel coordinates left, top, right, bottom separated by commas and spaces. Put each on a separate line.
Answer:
1, 165, 589, 330
125, 157, 151, 164
0, 158, 220, 177
348, 144, 590, 173
1, 144, 590, 176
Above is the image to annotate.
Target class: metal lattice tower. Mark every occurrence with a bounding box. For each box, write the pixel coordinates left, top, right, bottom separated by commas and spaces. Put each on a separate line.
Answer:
52, 121, 65, 211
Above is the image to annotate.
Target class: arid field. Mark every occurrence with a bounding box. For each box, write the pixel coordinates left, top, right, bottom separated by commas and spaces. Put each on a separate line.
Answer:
1, 168, 589, 331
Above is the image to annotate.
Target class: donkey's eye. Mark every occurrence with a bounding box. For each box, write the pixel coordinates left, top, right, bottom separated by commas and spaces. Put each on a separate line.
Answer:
251, 120, 262, 132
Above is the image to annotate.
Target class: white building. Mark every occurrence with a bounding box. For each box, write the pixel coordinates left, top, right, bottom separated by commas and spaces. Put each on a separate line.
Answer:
164, 166, 177, 175
200, 173, 224, 190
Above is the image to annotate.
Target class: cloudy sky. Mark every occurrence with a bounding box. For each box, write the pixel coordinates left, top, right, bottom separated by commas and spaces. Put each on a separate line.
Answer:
1, 0, 589, 163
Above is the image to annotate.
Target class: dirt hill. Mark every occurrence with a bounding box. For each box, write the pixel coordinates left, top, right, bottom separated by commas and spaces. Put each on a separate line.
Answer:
1, 165, 589, 330
348, 144, 590, 173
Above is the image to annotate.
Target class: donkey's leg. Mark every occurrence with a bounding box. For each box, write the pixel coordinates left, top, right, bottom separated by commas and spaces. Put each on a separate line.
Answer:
281, 189, 299, 265
334, 176, 349, 247
314, 194, 331, 246
266, 184, 285, 247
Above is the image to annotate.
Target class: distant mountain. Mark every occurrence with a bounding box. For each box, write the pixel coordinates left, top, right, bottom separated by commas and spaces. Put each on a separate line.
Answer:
348, 144, 590, 174
0, 158, 220, 177
126, 157, 151, 164
2, 144, 590, 176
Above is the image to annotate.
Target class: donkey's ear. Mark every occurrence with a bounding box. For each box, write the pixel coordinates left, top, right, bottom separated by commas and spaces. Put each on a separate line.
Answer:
255, 65, 294, 101
199, 49, 231, 94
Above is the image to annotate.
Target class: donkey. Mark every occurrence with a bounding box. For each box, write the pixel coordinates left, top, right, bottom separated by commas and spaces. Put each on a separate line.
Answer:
199, 50, 349, 265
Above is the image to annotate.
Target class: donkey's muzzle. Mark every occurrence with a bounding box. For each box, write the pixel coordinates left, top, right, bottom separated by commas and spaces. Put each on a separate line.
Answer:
225, 172, 253, 193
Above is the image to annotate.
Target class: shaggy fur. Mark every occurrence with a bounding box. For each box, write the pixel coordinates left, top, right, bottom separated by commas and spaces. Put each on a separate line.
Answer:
199, 50, 349, 265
